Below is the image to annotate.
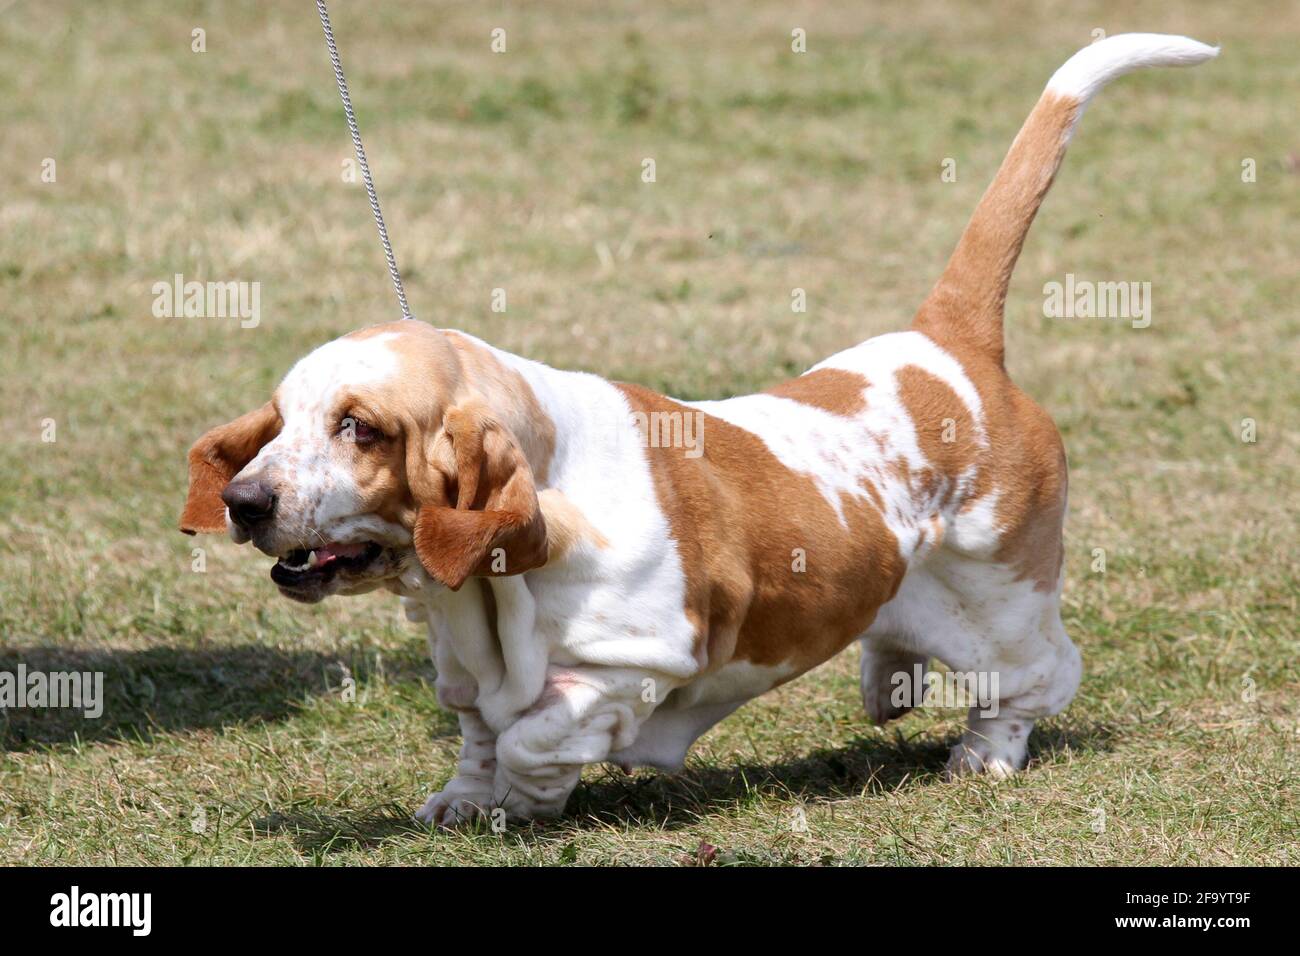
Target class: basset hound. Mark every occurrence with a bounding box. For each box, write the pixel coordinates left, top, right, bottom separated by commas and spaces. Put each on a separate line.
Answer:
180, 34, 1216, 824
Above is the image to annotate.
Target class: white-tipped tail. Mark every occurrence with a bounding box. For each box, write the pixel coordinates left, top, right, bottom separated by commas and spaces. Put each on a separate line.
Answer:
1048, 33, 1219, 113
913, 33, 1218, 363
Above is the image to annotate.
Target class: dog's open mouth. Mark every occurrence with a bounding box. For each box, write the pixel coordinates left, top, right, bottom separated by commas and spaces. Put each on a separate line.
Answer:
269, 541, 383, 592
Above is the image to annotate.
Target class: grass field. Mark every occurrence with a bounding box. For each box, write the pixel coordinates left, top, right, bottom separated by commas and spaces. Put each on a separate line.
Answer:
1, 1, 1296, 865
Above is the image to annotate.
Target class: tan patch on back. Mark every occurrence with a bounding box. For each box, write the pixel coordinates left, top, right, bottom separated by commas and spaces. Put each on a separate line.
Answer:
989, 389, 1067, 591
616, 383, 905, 677
928, 343, 1067, 592
895, 365, 979, 508
766, 368, 870, 417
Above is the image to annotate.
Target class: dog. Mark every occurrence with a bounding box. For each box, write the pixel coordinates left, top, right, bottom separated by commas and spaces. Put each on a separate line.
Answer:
180, 34, 1217, 824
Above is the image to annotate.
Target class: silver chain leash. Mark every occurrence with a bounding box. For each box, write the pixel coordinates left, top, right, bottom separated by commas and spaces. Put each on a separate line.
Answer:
316, 0, 413, 320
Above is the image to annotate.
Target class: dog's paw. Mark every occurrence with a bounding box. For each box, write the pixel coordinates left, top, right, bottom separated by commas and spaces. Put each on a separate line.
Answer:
943, 741, 1021, 781
414, 790, 495, 830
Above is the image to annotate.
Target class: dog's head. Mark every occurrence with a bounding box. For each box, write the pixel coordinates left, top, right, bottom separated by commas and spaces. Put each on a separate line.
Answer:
180, 321, 551, 603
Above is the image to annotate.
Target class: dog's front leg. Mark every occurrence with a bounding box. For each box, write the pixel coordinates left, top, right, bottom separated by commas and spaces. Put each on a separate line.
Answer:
416, 710, 499, 827
414, 588, 503, 827
493, 665, 664, 820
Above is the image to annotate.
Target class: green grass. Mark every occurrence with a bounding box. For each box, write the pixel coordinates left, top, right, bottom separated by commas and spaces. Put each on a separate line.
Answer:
1, 0, 1296, 865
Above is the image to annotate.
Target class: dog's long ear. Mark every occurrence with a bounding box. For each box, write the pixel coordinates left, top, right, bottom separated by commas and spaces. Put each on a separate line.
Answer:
180, 403, 282, 534
411, 403, 547, 591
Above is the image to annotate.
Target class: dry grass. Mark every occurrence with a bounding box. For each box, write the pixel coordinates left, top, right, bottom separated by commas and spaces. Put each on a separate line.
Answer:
0, 0, 1296, 865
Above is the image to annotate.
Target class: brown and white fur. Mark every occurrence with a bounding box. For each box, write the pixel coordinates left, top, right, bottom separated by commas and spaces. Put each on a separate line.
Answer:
180, 34, 1218, 824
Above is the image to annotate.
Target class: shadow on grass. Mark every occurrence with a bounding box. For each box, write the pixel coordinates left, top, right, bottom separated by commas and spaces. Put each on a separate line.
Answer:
253, 803, 428, 855
0, 644, 445, 751
267, 717, 1117, 854
565, 715, 1118, 831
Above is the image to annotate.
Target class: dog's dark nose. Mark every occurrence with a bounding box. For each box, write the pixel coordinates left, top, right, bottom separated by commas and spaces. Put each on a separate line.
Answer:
222, 480, 277, 529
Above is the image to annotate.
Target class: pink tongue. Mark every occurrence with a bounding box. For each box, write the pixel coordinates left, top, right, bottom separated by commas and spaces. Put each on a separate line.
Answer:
318, 542, 367, 563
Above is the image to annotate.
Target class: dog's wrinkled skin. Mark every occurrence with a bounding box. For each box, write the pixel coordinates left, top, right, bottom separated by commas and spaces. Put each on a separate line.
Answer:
180, 34, 1216, 825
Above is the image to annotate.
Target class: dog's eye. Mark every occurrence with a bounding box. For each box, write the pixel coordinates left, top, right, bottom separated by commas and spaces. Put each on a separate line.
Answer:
340, 417, 381, 445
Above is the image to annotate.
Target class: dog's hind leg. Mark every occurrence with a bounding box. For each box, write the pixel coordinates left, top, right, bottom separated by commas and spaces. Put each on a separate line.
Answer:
858, 637, 929, 725
944, 596, 1081, 779
867, 553, 1081, 778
